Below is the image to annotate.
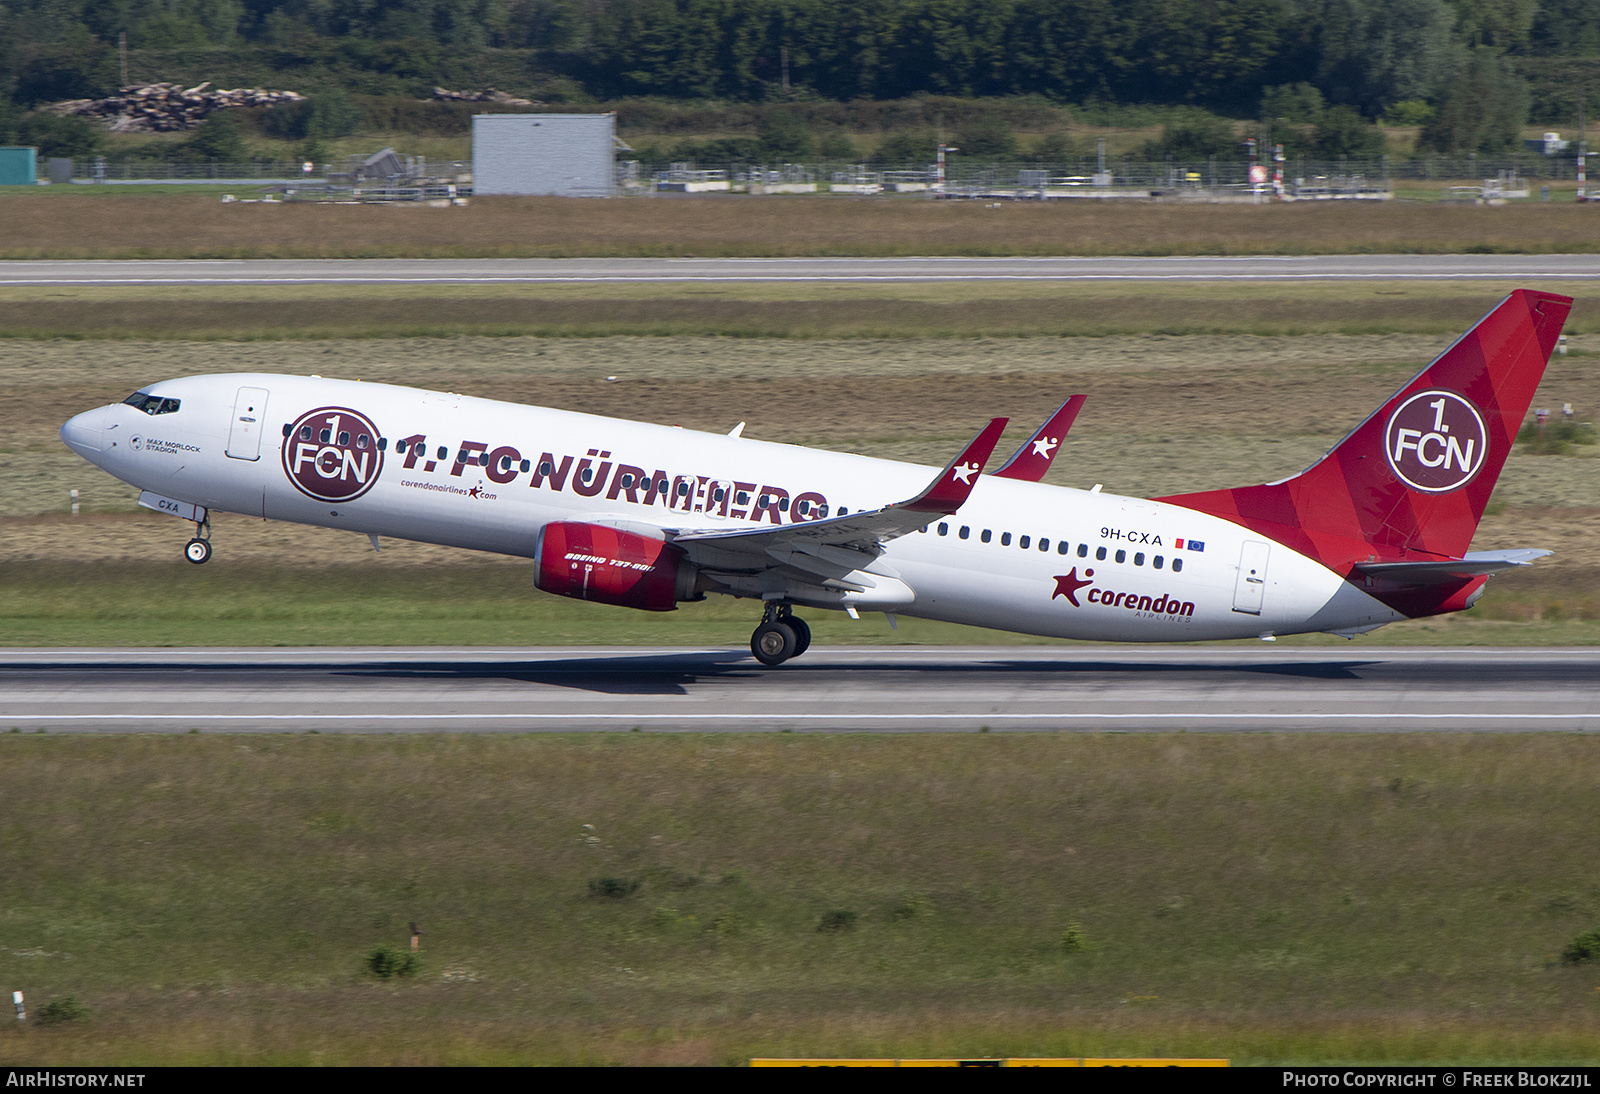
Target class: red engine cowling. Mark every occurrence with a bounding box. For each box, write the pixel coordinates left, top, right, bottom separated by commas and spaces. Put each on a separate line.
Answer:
534, 522, 694, 612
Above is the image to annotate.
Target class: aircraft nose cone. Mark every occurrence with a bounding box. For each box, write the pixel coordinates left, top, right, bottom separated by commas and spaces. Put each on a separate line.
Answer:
60, 407, 106, 458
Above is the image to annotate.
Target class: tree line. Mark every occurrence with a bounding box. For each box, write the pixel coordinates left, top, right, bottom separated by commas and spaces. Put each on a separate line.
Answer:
0, 0, 1591, 154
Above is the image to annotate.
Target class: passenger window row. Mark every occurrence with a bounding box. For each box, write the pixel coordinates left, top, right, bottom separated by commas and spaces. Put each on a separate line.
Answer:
930, 521, 1183, 573
286, 423, 388, 451
273, 425, 1190, 573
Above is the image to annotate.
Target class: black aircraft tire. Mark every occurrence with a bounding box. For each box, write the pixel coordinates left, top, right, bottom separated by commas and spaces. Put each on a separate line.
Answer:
788, 617, 812, 657
184, 538, 212, 565
751, 621, 797, 666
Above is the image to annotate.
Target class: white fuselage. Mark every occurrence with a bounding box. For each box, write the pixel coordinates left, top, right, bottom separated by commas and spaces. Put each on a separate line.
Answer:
60, 373, 1407, 642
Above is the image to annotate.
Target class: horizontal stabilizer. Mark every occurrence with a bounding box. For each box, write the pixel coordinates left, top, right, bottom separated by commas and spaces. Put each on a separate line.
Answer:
1354, 549, 1551, 584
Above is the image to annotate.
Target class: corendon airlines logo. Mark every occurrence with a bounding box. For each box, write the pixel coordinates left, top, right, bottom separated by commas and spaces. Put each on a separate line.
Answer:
282, 406, 385, 503
1053, 568, 1095, 606
1052, 567, 1196, 618
1384, 389, 1487, 493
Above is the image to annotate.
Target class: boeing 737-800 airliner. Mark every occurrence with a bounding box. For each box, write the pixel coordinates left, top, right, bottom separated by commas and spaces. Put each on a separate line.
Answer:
59, 290, 1568, 665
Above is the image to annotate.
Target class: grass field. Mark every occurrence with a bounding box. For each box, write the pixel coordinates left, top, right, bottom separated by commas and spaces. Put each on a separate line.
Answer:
4, 557, 1600, 648
0, 734, 1596, 1065
2, 265, 1599, 1066
8, 192, 1600, 259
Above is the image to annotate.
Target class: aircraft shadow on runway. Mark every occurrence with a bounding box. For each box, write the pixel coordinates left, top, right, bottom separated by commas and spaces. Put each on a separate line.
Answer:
332, 651, 761, 695
327, 652, 1391, 692
9, 652, 1590, 697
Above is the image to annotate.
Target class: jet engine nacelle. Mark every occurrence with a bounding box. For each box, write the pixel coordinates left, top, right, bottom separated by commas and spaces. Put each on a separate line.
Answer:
534, 521, 698, 612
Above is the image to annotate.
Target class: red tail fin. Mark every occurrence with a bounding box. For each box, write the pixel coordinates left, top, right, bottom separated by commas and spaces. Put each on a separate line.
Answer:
1156, 290, 1571, 573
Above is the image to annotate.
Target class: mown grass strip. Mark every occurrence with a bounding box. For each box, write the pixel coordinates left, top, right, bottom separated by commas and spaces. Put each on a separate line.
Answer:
0, 733, 1597, 1065
1, 561, 1597, 647
5, 281, 1600, 340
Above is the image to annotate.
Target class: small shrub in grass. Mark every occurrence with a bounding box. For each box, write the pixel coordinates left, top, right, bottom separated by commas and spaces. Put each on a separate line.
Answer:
588, 876, 639, 900
817, 909, 858, 932
1516, 419, 1597, 455
1061, 923, 1088, 953
1562, 928, 1600, 965
367, 945, 420, 979
890, 893, 929, 920
36, 996, 88, 1025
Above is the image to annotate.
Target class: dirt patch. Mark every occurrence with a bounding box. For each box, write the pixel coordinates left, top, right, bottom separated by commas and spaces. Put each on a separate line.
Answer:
11, 329, 1580, 448
9, 192, 1600, 258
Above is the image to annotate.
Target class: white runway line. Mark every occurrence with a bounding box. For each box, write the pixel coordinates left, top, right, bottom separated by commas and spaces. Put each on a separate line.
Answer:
5, 256, 1600, 286
7, 273, 1600, 286
7, 712, 1595, 722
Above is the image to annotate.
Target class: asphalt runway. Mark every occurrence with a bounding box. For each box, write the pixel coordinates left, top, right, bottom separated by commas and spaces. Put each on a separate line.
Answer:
3, 255, 1600, 285
2, 646, 1596, 733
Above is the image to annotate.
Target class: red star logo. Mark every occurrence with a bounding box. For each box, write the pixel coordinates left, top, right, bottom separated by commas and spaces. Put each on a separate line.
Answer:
1051, 567, 1094, 607
468, 485, 482, 498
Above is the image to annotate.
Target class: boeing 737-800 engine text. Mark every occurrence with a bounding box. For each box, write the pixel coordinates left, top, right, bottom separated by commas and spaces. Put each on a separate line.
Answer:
59, 291, 1570, 664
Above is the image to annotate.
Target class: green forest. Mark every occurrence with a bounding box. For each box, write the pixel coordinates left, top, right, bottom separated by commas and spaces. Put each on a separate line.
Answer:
3, 0, 1600, 159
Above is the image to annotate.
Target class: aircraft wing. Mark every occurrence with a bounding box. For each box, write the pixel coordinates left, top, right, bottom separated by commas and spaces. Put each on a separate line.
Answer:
1352, 549, 1551, 584
992, 396, 1085, 481
668, 418, 1007, 584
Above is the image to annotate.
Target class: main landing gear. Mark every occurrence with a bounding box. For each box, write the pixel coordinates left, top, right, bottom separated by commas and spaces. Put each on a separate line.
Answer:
183, 517, 212, 565
750, 602, 812, 667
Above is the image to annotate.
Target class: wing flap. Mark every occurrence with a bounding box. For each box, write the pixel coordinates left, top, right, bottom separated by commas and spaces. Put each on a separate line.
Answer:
766, 541, 882, 576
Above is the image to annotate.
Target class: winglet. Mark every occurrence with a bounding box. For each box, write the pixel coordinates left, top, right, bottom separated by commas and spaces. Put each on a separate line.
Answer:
902, 417, 1009, 513
993, 396, 1086, 481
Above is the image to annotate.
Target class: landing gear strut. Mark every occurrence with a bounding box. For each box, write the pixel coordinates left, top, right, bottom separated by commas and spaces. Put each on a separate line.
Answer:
184, 517, 212, 565
750, 602, 811, 666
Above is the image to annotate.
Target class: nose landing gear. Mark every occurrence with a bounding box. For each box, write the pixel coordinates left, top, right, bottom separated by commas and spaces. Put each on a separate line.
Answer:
750, 602, 812, 666
184, 517, 212, 565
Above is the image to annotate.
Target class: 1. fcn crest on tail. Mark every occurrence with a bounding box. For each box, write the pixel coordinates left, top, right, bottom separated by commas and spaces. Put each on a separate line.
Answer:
1384, 389, 1487, 494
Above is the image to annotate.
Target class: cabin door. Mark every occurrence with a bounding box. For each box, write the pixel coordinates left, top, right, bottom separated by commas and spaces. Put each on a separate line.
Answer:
1232, 540, 1271, 615
226, 386, 270, 461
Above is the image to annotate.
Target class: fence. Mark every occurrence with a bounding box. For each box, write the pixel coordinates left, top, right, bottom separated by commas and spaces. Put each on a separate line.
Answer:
52, 154, 1590, 191
61, 159, 313, 181
624, 156, 1589, 190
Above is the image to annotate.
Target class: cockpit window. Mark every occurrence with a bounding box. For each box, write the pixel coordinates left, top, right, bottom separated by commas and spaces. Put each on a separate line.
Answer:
123, 391, 180, 415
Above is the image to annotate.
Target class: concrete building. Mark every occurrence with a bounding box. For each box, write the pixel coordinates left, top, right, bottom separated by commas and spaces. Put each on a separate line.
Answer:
472, 113, 616, 197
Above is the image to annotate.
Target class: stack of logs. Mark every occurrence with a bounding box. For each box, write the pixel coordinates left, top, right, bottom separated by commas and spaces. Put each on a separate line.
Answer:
47, 82, 305, 132
432, 87, 539, 106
